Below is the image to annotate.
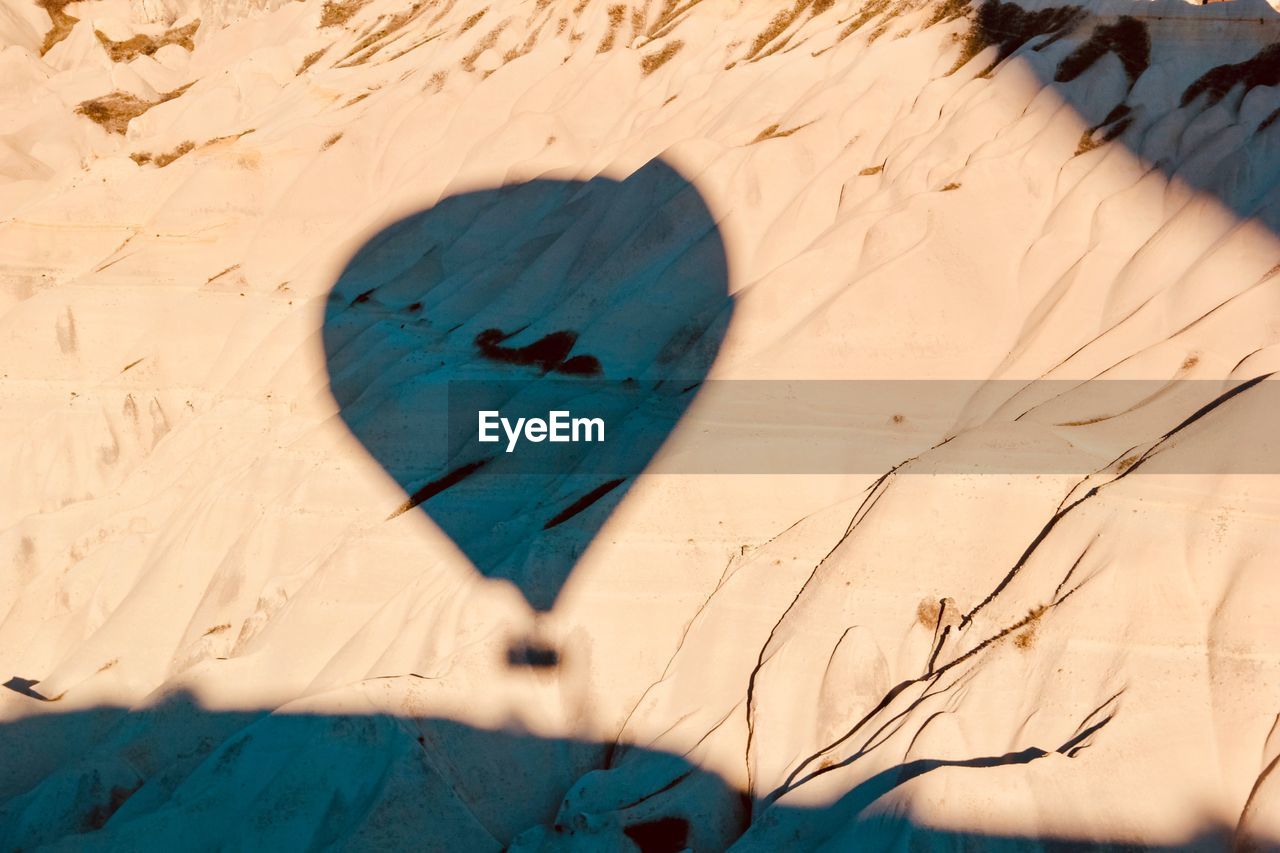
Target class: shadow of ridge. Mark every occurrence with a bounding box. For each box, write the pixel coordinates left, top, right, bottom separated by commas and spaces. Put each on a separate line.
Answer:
321, 157, 733, 618
0, 691, 1262, 851
951, 0, 1280, 234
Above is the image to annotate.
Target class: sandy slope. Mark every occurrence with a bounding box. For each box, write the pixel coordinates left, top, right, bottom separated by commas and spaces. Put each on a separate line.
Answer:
0, 0, 1279, 847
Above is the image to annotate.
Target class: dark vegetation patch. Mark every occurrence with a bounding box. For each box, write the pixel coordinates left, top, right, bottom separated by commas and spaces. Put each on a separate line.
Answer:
643, 0, 704, 40
750, 121, 811, 143
389, 459, 489, 519
459, 8, 487, 33
598, 4, 626, 53
37, 0, 77, 55
631, 7, 646, 40
925, 0, 971, 28
916, 598, 941, 627
1054, 16, 1150, 86
297, 47, 328, 74
76, 83, 191, 135
745, 0, 812, 62
1181, 43, 1280, 108
1012, 604, 1046, 649
858, 163, 884, 175
544, 478, 626, 529
321, 0, 369, 28
336, 3, 428, 66
84, 783, 142, 831
461, 22, 508, 72
75, 92, 154, 135
640, 39, 684, 75
95, 20, 199, 62
623, 817, 690, 853
130, 140, 194, 167
474, 328, 602, 375
499, 24, 544, 67
839, 0, 893, 41
1074, 103, 1132, 156
941, 181, 961, 191
949, 0, 1083, 77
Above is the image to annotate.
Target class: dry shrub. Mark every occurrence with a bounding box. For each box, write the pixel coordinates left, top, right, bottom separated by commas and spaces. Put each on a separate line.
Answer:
460, 9, 487, 33
751, 121, 809, 143
37, 0, 78, 56
839, 0, 892, 41
500, 28, 541, 66
916, 598, 942, 628
598, 4, 626, 53
753, 123, 781, 142
461, 22, 506, 72
160, 81, 195, 101
1011, 604, 1047, 650
924, 0, 969, 28
1074, 104, 1132, 157
425, 69, 448, 92
867, 20, 891, 42
75, 92, 155, 135
646, 0, 707, 40
321, 132, 344, 149
640, 38, 682, 75
1070, 131, 1100, 154
95, 20, 199, 62
949, 0, 1082, 77
297, 47, 327, 74
1181, 43, 1280, 108
152, 140, 194, 166
648, 0, 677, 33
747, 0, 811, 60
130, 140, 194, 167
941, 181, 961, 191
858, 163, 884, 175
84, 783, 140, 830
337, 3, 427, 65
1054, 16, 1149, 86
76, 83, 190, 135
321, 0, 369, 28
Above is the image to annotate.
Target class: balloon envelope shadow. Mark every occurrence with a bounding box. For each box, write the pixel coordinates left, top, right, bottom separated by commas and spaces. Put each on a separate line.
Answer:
323, 159, 733, 626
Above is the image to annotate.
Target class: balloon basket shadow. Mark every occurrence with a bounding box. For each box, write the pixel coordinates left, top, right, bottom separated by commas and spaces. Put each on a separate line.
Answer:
506, 637, 559, 668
